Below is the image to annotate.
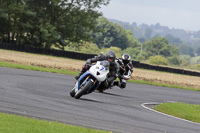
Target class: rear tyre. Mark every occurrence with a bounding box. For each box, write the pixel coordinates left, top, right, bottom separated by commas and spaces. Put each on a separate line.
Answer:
98, 88, 105, 93
74, 80, 93, 99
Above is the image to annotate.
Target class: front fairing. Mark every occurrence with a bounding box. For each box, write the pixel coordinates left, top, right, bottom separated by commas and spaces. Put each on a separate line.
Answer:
89, 61, 109, 82
75, 60, 109, 94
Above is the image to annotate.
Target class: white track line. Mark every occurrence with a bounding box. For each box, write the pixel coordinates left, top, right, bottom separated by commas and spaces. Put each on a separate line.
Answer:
141, 102, 200, 126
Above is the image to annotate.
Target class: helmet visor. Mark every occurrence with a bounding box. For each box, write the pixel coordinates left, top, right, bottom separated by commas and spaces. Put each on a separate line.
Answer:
123, 60, 129, 65
107, 57, 114, 62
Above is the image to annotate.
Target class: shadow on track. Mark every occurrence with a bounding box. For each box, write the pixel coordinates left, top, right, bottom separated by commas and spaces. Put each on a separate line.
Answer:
79, 98, 106, 104
95, 91, 134, 99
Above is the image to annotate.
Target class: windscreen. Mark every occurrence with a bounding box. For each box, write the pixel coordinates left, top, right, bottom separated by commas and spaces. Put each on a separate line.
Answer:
100, 60, 110, 68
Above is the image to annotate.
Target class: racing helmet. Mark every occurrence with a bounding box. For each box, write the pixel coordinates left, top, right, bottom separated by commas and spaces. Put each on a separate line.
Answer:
122, 54, 131, 65
105, 50, 116, 62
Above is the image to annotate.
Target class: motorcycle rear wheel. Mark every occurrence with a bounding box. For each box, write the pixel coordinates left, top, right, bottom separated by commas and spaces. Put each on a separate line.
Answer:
74, 80, 93, 99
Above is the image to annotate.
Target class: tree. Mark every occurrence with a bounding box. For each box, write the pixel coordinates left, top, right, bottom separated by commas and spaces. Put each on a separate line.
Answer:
0, 7, 9, 42
179, 44, 194, 57
138, 38, 146, 43
92, 17, 140, 50
123, 47, 141, 60
168, 56, 181, 65
190, 56, 200, 65
144, 27, 152, 40
179, 55, 191, 66
79, 42, 100, 54
143, 37, 179, 59
165, 34, 182, 46
0, 0, 110, 48
0, 0, 28, 43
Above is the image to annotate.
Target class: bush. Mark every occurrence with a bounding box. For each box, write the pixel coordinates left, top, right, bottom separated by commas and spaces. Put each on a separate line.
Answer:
123, 47, 140, 59
190, 56, 200, 65
180, 55, 191, 66
101, 46, 122, 57
148, 55, 168, 65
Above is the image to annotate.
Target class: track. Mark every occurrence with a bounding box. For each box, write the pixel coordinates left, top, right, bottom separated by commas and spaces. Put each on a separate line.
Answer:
0, 67, 200, 133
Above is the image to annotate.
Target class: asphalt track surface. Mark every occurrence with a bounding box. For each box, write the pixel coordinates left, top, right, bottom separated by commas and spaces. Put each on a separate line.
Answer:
0, 67, 200, 133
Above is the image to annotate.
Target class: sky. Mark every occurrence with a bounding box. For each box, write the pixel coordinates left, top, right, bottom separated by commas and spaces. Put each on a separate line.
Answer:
99, 0, 200, 31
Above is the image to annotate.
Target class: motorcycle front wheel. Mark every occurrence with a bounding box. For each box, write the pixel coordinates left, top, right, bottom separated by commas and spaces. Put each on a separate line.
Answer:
74, 80, 93, 99
69, 88, 76, 97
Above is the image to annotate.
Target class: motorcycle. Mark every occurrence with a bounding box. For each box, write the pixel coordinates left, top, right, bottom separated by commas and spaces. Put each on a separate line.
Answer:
70, 60, 110, 99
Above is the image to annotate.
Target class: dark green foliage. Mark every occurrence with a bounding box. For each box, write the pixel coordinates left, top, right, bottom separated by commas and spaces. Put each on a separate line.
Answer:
123, 47, 141, 60
165, 34, 182, 46
92, 17, 141, 50
168, 56, 182, 65
143, 37, 179, 59
179, 44, 194, 57
0, 0, 110, 48
109, 20, 199, 59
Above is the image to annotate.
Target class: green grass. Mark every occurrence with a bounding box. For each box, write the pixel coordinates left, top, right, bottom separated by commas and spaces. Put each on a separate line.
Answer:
0, 112, 111, 133
0, 60, 199, 92
154, 102, 200, 123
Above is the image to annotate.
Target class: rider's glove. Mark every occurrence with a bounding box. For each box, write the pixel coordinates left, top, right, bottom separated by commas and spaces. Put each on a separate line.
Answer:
85, 61, 91, 69
85, 64, 90, 69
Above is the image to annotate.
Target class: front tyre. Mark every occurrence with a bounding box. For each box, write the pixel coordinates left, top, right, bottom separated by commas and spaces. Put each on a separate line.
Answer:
74, 80, 93, 99
69, 88, 76, 97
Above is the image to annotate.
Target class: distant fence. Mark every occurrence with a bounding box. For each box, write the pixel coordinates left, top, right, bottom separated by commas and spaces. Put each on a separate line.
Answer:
0, 42, 200, 77
132, 61, 200, 77
0, 43, 96, 60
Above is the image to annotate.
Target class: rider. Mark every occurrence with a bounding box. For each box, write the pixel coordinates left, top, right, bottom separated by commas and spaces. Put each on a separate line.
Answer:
75, 50, 119, 89
114, 54, 134, 89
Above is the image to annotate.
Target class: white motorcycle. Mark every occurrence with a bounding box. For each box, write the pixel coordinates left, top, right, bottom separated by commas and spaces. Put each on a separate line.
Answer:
70, 60, 110, 99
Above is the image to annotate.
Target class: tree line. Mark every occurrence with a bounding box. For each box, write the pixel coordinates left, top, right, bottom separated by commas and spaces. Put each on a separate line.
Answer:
65, 17, 180, 65
110, 19, 200, 57
0, 0, 110, 49
1, 0, 199, 70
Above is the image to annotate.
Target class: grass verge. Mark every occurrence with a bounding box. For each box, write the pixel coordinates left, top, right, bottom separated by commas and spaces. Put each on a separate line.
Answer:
0, 60, 199, 92
0, 112, 111, 133
0, 61, 78, 75
129, 80, 200, 91
154, 102, 200, 123
1, 60, 200, 131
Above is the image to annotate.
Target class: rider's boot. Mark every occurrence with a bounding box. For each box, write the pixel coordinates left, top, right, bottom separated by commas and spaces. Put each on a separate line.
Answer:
75, 72, 83, 80
75, 64, 88, 80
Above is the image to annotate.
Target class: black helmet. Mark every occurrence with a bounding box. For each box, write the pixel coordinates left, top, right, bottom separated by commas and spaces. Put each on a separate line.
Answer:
122, 54, 131, 65
105, 50, 116, 62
